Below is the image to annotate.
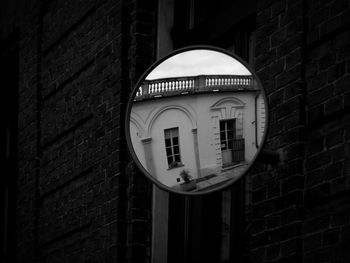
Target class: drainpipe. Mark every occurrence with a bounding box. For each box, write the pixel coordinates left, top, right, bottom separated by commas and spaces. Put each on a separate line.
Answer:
254, 92, 259, 149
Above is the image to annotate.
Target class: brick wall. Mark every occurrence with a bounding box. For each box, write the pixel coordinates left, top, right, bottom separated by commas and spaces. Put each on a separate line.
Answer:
250, 0, 350, 262
16, 0, 156, 262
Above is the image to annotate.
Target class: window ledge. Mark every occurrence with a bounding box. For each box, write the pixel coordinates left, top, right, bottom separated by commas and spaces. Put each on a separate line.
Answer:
167, 163, 185, 170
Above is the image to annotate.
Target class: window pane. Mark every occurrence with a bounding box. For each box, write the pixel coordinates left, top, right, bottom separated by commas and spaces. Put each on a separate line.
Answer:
220, 131, 226, 141
173, 146, 179, 154
165, 138, 171, 147
227, 130, 234, 140
164, 129, 171, 139
220, 121, 225, 131
227, 120, 233, 130
167, 156, 173, 165
166, 147, 172, 156
173, 137, 178, 145
172, 128, 179, 137
174, 155, 181, 162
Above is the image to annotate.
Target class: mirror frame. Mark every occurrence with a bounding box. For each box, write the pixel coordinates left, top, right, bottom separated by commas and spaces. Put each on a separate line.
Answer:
125, 45, 269, 195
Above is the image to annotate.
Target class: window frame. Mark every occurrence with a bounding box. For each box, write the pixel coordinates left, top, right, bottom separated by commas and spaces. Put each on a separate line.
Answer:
164, 127, 182, 168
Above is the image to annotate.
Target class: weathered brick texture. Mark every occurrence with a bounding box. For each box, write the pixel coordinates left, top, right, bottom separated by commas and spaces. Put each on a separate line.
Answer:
249, 0, 350, 262
15, 0, 156, 262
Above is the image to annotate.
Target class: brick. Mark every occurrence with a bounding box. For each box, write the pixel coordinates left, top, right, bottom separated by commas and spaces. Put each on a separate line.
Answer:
331, 212, 350, 227
271, 29, 287, 49
325, 129, 343, 147
323, 228, 340, 246
284, 81, 303, 99
281, 238, 301, 257
305, 183, 331, 208
330, 0, 349, 16
303, 215, 330, 234
265, 243, 280, 260
271, 0, 286, 17
306, 137, 324, 156
269, 222, 301, 243
304, 247, 334, 263
286, 18, 304, 38
344, 158, 350, 177
334, 29, 350, 49
252, 187, 267, 203
269, 89, 284, 106
267, 182, 280, 198
251, 232, 269, 247
320, 15, 343, 37
275, 95, 302, 119
282, 175, 304, 194
266, 214, 281, 228
327, 62, 345, 84
344, 91, 350, 108
284, 142, 304, 160
250, 247, 266, 263
281, 127, 305, 146
306, 62, 317, 78
276, 33, 303, 57
256, 17, 279, 40
309, 8, 329, 29
334, 74, 350, 94
281, 207, 303, 224
309, 73, 328, 92
303, 232, 322, 252
331, 143, 346, 161
278, 190, 303, 209
305, 151, 331, 171
250, 219, 266, 235
324, 162, 343, 181
286, 48, 302, 70
331, 177, 347, 194
308, 85, 333, 107
306, 168, 326, 188
325, 96, 343, 116
255, 36, 270, 54
338, 43, 350, 60
270, 58, 285, 76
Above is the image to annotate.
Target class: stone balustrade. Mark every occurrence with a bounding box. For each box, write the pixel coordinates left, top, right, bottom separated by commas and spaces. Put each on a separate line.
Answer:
134, 75, 258, 101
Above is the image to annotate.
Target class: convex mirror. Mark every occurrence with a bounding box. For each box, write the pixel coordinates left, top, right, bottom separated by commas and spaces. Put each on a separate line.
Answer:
125, 46, 268, 195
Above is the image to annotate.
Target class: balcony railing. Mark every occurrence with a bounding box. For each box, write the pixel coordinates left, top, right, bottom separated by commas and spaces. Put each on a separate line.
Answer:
134, 75, 258, 101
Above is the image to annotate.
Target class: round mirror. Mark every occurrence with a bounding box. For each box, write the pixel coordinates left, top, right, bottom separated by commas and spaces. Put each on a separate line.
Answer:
125, 46, 268, 195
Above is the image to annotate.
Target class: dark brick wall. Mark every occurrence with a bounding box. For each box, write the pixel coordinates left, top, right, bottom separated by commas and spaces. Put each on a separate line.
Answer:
250, 0, 350, 262
15, 0, 156, 262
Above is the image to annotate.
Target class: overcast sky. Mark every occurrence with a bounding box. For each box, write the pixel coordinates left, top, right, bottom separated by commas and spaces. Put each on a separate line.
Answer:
146, 49, 251, 80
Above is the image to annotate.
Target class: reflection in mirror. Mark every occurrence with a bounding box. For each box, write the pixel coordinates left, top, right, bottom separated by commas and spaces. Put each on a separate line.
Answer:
128, 48, 267, 194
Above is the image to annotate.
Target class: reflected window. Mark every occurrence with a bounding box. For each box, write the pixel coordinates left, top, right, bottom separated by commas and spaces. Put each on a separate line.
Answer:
220, 119, 236, 151
220, 119, 245, 166
164, 127, 182, 167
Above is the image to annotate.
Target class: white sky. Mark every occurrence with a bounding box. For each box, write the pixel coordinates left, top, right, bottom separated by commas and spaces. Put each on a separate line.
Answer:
146, 49, 251, 80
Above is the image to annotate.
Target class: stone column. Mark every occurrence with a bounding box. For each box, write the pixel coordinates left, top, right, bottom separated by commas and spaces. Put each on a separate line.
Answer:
141, 137, 156, 178
192, 128, 201, 178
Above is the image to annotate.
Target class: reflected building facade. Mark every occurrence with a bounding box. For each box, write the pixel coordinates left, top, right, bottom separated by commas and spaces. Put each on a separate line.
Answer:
130, 74, 265, 189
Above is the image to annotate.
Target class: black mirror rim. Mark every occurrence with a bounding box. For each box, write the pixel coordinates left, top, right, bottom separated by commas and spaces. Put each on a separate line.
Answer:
125, 45, 269, 195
